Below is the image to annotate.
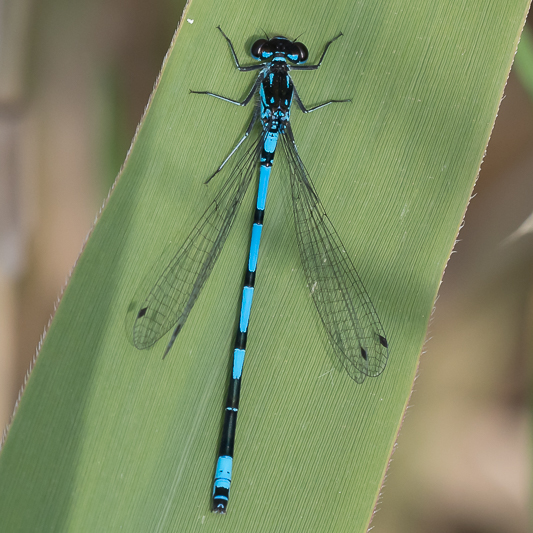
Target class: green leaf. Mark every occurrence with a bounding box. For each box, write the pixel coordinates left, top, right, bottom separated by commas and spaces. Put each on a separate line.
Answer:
0, 1, 528, 531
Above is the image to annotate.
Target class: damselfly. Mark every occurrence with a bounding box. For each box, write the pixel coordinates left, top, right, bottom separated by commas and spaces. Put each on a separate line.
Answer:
132, 27, 389, 514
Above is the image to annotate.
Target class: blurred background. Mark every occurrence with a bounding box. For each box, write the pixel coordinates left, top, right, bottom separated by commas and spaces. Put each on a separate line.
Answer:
0, 1, 530, 531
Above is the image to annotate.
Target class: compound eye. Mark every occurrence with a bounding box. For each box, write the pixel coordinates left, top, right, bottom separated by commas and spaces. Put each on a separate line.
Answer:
251, 39, 268, 60
294, 42, 309, 63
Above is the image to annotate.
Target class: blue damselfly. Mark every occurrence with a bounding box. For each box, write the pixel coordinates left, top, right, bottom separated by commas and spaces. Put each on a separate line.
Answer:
132, 27, 389, 513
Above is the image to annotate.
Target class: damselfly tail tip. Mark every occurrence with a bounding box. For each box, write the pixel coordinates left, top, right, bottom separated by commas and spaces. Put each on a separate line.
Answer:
212, 501, 227, 514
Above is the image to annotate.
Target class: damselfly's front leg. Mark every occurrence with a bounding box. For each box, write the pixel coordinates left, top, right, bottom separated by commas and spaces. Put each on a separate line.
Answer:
291, 32, 344, 71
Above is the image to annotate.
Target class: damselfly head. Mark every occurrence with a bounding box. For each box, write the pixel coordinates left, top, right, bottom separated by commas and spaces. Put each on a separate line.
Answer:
251, 37, 308, 64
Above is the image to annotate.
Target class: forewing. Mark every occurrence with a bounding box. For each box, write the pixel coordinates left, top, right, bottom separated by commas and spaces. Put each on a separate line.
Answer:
133, 134, 262, 350
282, 126, 388, 383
